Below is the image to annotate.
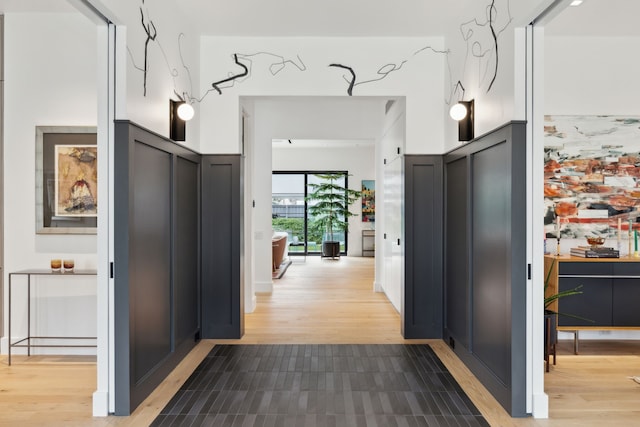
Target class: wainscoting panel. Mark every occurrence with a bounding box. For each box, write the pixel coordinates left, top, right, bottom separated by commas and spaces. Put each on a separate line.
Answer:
201, 155, 244, 339
443, 122, 527, 417
444, 156, 469, 350
403, 155, 443, 338
114, 121, 200, 415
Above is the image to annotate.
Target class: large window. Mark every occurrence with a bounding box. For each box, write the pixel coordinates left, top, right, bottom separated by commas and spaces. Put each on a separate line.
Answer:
272, 171, 349, 255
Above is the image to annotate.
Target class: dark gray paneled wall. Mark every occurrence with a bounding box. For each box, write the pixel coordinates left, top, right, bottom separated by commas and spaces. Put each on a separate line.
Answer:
176, 158, 200, 344
131, 142, 172, 384
472, 142, 511, 385
444, 156, 469, 349
114, 121, 200, 415
201, 155, 244, 338
403, 156, 443, 338
443, 121, 527, 417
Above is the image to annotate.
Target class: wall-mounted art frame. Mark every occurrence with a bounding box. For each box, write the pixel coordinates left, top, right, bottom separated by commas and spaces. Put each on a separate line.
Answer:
544, 115, 640, 239
36, 126, 98, 234
362, 179, 375, 222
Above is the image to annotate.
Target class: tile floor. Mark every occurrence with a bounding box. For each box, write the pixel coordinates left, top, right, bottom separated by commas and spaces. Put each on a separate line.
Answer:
152, 344, 489, 427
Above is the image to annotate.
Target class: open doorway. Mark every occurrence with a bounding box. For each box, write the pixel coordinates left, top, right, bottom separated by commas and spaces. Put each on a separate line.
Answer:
242, 95, 406, 338
1, 0, 114, 417
532, 0, 640, 421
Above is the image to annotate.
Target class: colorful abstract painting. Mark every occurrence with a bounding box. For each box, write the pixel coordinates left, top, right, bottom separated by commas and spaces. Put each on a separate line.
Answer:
362, 180, 375, 222
544, 115, 640, 239
54, 145, 98, 217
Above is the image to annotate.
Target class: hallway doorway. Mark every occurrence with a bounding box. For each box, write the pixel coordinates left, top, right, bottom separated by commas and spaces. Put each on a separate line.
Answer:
242, 95, 405, 337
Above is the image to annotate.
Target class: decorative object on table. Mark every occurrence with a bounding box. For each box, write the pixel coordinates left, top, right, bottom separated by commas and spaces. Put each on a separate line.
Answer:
570, 246, 620, 258
63, 259, 75, 273
586, 236, 605, 248
50, 258, 62, 273
617, 218, 622, 252
570, 236, 618, 257
556, 215, 561, 256
629, 219, 633, 257
361, 180, 375, 222
36, 126, 97, 234
306, 173, 361, 259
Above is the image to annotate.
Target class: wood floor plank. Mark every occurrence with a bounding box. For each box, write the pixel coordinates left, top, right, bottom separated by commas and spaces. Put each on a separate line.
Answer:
1, 256, 639, 426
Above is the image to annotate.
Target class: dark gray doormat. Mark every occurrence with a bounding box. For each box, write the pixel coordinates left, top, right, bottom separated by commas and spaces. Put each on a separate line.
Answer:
151, 344, 490, 427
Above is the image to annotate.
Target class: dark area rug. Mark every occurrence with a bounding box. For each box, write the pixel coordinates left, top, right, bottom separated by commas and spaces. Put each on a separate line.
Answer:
151, 344, 489, 427
272, 259, 292, 279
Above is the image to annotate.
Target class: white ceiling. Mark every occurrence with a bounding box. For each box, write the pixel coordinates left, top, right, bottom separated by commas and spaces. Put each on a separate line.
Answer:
176, 0, 462, 37
0, 0, 636, 38
545, 0, 640, 37
0, 0, 75, 13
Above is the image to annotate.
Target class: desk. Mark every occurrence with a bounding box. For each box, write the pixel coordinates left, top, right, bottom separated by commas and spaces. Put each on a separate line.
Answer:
8, 269, 97, 365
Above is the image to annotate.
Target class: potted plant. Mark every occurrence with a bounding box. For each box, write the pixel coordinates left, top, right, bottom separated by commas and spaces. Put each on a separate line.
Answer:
306, 173, 361, 258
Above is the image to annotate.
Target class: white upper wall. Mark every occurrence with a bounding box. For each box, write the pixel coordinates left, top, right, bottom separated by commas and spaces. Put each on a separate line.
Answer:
441, 0, 552, 150
3, 12, 99, 347
251, 96, 384, 141
102, 0, 201, 149
199, 37, 446, 155
4, 12, 98, 268
545, 36, 640, 115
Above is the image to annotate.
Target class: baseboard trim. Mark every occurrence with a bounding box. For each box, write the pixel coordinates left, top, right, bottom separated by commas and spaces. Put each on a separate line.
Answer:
92, 390, 110, 416
254, 280, 273, 294
532, 391, 549, 418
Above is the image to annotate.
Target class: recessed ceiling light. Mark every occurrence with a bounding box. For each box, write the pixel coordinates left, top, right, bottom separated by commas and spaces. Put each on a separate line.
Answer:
570, 0, 583, 6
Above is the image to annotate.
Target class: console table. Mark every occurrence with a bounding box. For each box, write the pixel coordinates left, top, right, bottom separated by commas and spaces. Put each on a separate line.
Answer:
7, 269, 97, 365
362, 230, 375, 257
544, 255, 640, 353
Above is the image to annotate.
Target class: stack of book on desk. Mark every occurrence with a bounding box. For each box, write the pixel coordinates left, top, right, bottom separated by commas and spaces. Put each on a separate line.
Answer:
570, 246, 620, 258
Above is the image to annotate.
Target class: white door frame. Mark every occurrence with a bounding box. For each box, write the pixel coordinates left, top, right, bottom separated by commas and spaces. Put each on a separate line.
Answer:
70, 0, 121, 416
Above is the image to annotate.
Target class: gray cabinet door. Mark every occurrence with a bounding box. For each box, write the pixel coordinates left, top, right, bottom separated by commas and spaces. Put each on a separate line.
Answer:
613, 279, 640, 326
201, 155, 244, 339
558, 277, 613, 326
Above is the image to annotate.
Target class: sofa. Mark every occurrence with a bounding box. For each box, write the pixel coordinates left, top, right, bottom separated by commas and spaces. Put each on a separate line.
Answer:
272, 232, 288, 271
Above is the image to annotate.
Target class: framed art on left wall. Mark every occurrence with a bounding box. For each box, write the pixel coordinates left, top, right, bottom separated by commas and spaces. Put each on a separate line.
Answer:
36, 126, 98, 234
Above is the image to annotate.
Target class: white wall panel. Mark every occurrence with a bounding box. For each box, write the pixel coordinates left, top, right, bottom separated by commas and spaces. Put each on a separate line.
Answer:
201, 37, 445, 155
3, 12, 98, 354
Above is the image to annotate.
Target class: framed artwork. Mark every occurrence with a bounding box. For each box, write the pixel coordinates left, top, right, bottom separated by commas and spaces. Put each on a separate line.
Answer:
36, 126, 98, 234
362, 179, 375, 222
544, 115, 640, 239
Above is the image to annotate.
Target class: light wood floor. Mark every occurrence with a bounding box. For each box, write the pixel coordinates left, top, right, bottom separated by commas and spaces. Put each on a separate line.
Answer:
1, 256, 639, 426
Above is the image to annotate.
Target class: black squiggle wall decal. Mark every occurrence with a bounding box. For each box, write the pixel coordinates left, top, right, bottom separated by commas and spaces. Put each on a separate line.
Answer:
487, 0, 499, 92
329, 46, 451, 97
131, 2, 308, 102
458, 0, 512, 94
211, 54, 249, 94
329, 64, 356, 96
238, 52, 307, 76
201, 52, 306, 97
355, 62, 407, 87
140, 7, 157, 96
